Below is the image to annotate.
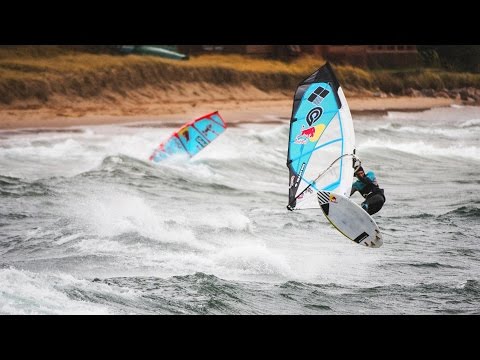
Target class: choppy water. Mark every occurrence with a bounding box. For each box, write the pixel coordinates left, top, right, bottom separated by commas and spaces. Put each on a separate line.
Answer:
1, 105, 479, 314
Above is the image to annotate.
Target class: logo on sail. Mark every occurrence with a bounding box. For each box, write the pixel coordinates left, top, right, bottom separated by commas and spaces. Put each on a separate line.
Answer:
306, 107, 323, 126
294, 124, 326, 144
307, 86, 330, 106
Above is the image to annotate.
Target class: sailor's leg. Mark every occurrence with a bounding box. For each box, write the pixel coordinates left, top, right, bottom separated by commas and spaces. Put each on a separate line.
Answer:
364, 194, 385, 215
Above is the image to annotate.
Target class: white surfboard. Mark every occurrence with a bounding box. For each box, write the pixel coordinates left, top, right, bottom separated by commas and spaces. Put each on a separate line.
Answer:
317, 190, 383, 248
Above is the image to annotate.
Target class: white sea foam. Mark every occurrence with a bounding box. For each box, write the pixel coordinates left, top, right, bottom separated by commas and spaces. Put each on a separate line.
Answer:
459, 118, 480, 128
212, 244, 293, 277
67, 187, 204, 248
0, 268, 111, 315
360, 138, 480, 160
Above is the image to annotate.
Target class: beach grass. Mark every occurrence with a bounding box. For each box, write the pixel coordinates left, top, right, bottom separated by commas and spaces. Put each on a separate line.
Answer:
1, 46, 480, 105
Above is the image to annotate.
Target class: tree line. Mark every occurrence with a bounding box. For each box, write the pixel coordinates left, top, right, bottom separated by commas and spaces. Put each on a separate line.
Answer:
418, 46, 480, 73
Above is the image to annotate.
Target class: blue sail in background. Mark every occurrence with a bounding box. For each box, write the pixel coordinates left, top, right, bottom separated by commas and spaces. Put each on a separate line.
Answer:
150, 111, 227, 162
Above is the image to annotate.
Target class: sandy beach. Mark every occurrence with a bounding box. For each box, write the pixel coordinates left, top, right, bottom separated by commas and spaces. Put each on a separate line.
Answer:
0, 90, 460, 130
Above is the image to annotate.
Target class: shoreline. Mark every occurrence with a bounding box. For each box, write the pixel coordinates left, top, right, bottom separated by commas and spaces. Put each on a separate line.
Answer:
0, 94, 461, 131
1, 48, 479, 131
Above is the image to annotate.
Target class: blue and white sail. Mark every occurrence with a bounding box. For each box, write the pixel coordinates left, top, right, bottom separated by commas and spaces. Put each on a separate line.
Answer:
150, 111, 227, 162
287, 63, 356, 210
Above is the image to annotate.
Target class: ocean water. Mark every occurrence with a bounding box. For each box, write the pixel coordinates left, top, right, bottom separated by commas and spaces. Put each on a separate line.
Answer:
1, 105, 479, 315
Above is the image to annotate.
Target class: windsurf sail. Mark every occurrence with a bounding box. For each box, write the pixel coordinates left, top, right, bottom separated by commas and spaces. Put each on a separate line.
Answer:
287, 62, 357, 210
150, 111, 227, 162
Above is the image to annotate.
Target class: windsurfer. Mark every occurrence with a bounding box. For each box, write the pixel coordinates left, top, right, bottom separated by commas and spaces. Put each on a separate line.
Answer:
350, 166, 385, 215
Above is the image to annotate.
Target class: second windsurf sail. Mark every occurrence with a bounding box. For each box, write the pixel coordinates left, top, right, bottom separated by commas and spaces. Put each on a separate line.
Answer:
150, 111, 227, 162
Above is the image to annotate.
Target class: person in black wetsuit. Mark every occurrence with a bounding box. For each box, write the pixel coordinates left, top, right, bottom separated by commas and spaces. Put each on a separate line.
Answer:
350, 166, 385, 215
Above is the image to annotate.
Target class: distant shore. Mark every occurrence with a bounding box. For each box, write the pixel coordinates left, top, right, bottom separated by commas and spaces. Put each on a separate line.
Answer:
0, 91, 460, 130
2, 47, 479, 130
0, 45, 480, 129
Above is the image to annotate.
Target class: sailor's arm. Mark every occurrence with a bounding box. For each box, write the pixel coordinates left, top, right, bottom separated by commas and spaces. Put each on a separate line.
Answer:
350, 181, 360, 196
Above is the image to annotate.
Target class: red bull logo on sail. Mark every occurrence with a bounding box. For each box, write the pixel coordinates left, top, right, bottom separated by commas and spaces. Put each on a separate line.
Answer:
301, 126, 316, 137
294, 124, 326, 144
